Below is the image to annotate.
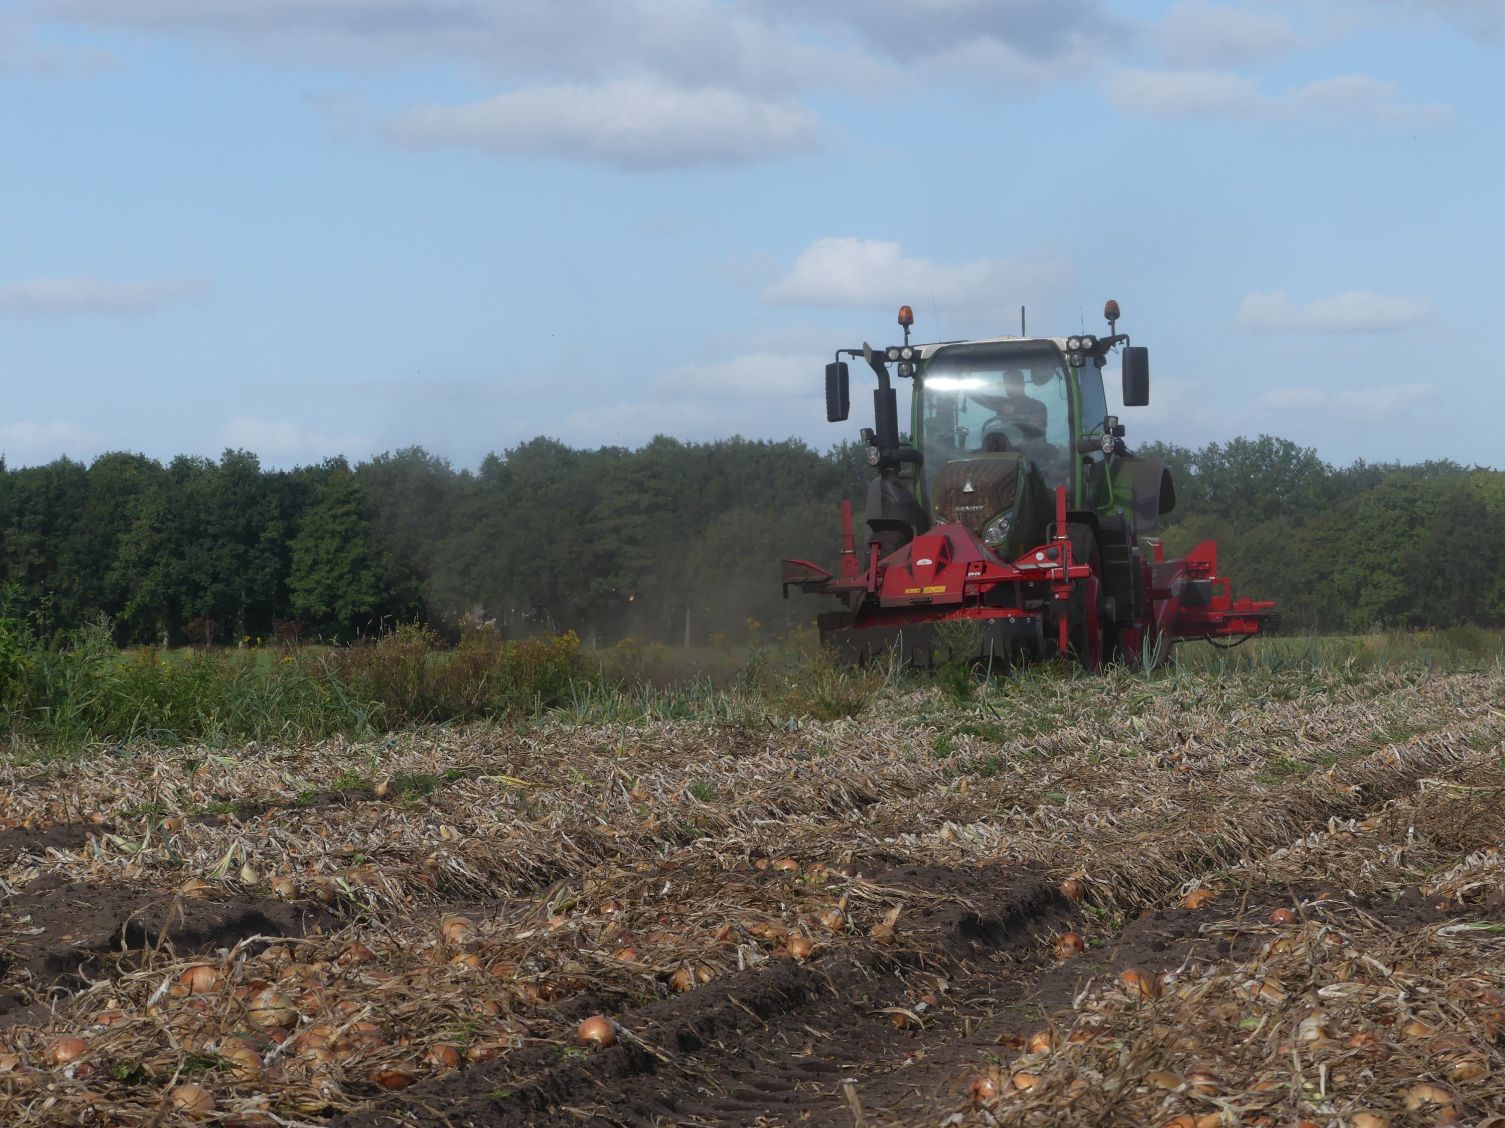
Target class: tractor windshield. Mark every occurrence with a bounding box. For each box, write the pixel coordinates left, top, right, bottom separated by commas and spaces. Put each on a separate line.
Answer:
918, 343, 1071, 494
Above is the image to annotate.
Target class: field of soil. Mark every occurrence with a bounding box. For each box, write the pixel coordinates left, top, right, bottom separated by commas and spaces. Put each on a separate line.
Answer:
3, 664, 1504, 1126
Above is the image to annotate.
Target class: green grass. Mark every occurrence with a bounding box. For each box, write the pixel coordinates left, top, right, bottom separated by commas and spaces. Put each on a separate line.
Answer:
4, 607, 1503, 763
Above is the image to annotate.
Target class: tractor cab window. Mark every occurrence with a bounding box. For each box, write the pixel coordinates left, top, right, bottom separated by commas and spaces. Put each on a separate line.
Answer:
919, 344, 1071, 493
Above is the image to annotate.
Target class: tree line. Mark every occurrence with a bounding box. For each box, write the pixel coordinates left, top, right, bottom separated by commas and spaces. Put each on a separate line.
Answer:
0, 434, 1499, 646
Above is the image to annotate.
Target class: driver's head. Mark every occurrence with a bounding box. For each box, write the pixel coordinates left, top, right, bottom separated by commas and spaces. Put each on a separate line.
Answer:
1002, 369, 1026, 397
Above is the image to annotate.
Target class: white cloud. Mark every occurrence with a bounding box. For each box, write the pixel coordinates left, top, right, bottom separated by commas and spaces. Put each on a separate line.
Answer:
385, 79, 822, 170
1252, 382, 1435, 421
217, 415, 375, 463
0, 420, 102, 465
1107, 68, 1453, 126
764, 237, 1075, 315
1235, 290, 1436, 332
1155, 1, 1301, 66
0, 275, 211, 317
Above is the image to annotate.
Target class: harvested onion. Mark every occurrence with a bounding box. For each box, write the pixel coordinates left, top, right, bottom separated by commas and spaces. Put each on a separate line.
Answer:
968, 1072, 1000, 1101
170, 1082, 216, 1117
370, 1066, 417, 1090
47, 1037, 89, 1066
178, 964, 221, 994
1403, 1082, 1457, 1115
577, 1016, 617, 1048
1181, 886, 1215, 910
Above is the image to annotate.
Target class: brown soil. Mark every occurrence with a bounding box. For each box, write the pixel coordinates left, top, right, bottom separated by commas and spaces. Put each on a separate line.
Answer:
0, 882, 324, 1028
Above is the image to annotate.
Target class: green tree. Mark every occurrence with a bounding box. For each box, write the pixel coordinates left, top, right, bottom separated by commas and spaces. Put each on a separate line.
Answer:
288, 461, 397, 639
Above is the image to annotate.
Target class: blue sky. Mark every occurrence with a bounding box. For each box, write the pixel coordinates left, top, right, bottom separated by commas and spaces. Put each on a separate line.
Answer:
1, 0, 1500, 470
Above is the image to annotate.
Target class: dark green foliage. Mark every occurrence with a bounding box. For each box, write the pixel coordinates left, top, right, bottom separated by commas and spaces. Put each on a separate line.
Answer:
1, 432, 1502, 653
1145, 435, 1504, 632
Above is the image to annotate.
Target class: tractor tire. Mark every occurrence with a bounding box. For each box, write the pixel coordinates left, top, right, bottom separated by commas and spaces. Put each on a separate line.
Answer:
1065, 524, 1107, 671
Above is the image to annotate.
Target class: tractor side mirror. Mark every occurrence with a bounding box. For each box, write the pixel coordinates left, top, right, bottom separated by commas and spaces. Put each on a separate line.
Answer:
1121, 346, 1149, 407
825, 362, 850, 422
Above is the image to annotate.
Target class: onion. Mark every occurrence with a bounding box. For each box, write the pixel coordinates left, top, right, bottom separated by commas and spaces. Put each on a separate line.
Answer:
614, 947, 640, 962
1403, 1082, 1457, 1115
1120, 969, 1162, 1000
694, 963, 716, 985
968, 1072, 1000, 1101
467, 1041, 503, 1063
1010, 1070, 1040, 1092
93, 1009, 124, 1026
1401, 1017, 1434, 1038
1143, 1070, 1180, 1090
424, 1044, 461, 1070
218, 1038, 261, 1081
170, 1082, 216, 1118
439, 916, 474, 945
1267, 907, 1298, 926
1445, 1053, 1488, 1082
338, 941, 377, 965
47, 1037, 89, 1066
1350, 1113, 1390, 1128
577, 1016, 617, 1048
178, 964, 221, 994
1052, 932, 1085, 958
1059, 876, 1087, 902
772, 858, 799, 872
269, 876, 296, 899
247, 986, 297, 1028
1184, 1069, 1220, 1095
369, 1066, 417, 1090
0, 1053, 20, 1073
1025, 1030, 1056, 1055
669, 967, 696, 993
1181, 887, 1215, 910
818, 909, 846, 931
449, 952, 482, 971
788, 936, 815, 960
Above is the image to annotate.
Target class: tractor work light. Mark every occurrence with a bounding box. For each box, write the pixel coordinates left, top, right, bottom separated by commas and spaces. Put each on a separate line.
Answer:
1067, 336, 1082, 350
1068, 352, 1085, 368
1080, 334, 1098, 351
885, 346, 901, 362
900, 346, 916, 361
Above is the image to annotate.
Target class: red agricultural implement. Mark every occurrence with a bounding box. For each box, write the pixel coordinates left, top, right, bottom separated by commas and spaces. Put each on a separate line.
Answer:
781, 302, 1277, 668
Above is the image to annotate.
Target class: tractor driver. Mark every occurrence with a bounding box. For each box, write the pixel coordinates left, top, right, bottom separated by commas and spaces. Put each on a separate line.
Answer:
977, 369, 1047, 452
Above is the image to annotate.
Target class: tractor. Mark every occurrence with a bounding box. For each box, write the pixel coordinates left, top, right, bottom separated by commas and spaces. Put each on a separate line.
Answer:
780, 301, 1277, 668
